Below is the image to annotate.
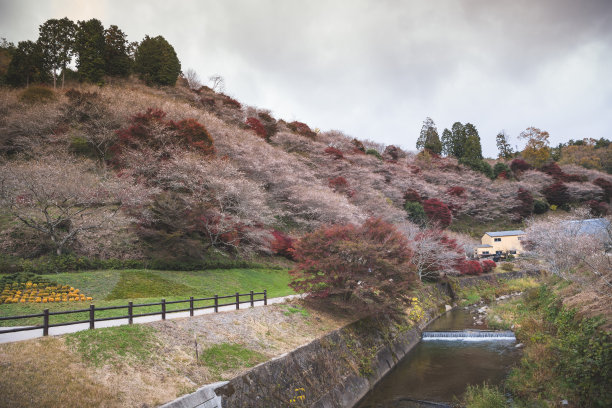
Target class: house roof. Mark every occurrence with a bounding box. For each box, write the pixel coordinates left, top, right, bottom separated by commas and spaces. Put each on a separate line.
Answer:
563, 218, 610, 236
485, 230, 526, 237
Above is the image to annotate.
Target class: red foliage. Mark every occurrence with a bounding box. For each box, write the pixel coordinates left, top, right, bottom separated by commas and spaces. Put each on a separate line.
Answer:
586, 200, 609, 216
289, 218, 416, 314
497, 171, 509, 180
328, 176, 349, 192
246, 117, 267, 140
458, 260, 483, 276
112, 108, 215, 163
352, 138, 366, 153
515, 188, 534, 219
447, 186, 466, 197
481, 259, 496, 273
540, 162, 584, 182
403, 188, 422, 203
510, 158, 531, 173
593, 178, 612, 202
383, 145, 400, 161
423, 198, 452, 228
542, 182, 570, 206
288, 121, 316, 139
270, 230, 295, 259
324, 146, 344, 159
222, 95, 242, 108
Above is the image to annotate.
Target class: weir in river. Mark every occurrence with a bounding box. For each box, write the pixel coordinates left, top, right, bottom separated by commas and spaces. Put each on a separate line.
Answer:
356, 307, 521, 407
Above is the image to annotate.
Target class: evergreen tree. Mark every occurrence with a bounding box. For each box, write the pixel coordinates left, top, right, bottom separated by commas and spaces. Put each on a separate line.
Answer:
74, 19, 106, 83
416, 117, 442, 154
37, 17, 77, 89
462, 123, 483, 163
496, 130, 513, 159
6, 40, 46, 87
104, 25, 131, 77
134, 35, 181, 86
449, 122, 466, 158
441, 128, 452, 156
0, 38, 16, 85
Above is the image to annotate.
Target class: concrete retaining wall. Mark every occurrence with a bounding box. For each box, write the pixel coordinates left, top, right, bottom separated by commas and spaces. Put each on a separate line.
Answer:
161, 271, 535, 408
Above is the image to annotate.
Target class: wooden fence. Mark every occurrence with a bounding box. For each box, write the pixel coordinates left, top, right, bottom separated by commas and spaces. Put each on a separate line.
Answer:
0, 290, 267, 336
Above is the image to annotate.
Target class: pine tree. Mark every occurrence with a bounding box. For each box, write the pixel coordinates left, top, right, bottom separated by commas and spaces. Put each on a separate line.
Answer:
134, 35, 181, 86
74, 19, 106, 83
450, 122, 466, 158
441, 128, 453, 156
461, 123, 483, 163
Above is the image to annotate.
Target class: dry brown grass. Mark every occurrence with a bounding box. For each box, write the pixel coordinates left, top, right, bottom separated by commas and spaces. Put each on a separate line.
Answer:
0, 302, 350, 407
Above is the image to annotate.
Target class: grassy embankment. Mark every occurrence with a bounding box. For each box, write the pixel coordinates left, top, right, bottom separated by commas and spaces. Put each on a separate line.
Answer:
458, 277, 611, 408
0, 268, 294, 326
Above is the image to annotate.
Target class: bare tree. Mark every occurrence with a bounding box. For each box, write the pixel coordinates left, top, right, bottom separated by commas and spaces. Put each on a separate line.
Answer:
184, 68, 202, 90
208, 74, 225, 92
0, 157, 146, 256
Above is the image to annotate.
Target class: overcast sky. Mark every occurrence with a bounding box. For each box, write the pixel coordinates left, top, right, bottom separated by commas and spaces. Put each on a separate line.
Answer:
1, 0, 611, 157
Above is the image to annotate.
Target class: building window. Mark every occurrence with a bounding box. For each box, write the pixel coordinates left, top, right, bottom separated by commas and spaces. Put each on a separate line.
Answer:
494, 238, 501, 242
510, 250, 517, 254
483, 251, 489, 255
496, 251, 502, 255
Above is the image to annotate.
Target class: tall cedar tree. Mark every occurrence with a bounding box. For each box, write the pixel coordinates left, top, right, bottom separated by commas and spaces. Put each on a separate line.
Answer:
37, 17, 76, 89
0, 39, 15, 84
441, 128, 453, 156
74, 19, 106, 83
6, 40, 46, 86
134, 35, 181, 86
416, 117, 442, 154
449, 122, 467, 158
104, 25, 131, 77
290, 218, 416, 314
496, 131, 514, 159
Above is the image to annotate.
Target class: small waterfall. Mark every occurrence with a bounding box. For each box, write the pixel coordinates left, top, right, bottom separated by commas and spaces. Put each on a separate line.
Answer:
422, 330, 516, 341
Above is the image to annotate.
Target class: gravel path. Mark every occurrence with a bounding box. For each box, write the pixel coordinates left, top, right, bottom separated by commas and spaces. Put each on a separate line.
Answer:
0, 294, 302, 344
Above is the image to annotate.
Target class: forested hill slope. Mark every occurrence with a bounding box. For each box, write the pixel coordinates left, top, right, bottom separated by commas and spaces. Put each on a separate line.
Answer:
1, 82, 611, 263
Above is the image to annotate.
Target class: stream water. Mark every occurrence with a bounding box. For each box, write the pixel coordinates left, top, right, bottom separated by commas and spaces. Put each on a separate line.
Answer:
355, 307, 521, 408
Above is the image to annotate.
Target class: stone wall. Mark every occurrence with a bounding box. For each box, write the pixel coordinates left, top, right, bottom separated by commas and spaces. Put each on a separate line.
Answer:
160, 271, 536, 408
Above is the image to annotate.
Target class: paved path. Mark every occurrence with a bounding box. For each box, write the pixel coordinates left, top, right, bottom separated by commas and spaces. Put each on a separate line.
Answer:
0, 294, 302, 344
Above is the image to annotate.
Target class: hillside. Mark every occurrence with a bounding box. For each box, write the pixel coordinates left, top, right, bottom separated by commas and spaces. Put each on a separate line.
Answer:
1, 81, 611, 264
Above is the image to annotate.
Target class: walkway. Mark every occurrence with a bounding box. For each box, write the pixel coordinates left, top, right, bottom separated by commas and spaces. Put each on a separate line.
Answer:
0, 294, 302, 344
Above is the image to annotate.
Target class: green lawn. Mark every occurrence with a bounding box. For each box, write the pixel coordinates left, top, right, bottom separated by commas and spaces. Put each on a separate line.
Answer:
0, 268, 294, 326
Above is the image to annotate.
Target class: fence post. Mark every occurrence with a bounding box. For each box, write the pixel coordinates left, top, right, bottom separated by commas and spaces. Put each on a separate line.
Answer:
89, 304, 95, 330
250, 291, 254, 307
235, 292, 240, 310
190, 296, 194, 316
214, 295, 218, 313
162, 299, 166, 320
128, 301, 133, 325
43, 309, 49, 336
264, 290, 267, 306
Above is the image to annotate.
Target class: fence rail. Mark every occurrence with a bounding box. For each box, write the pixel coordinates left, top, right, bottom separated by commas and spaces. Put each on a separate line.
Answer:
0, 290, 267, 336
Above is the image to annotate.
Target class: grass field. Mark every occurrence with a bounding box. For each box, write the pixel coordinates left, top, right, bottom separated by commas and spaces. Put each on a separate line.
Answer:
0, 268, 294, 326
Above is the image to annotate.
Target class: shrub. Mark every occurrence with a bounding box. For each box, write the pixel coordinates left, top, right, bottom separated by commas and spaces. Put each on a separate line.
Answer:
324, 146, 344, 159
510, 158, 531, 173
533, 199, 549, 214
493, 162, 511, 179
403, 188, 422, 203
404, 201, 427, 226
383, 145, 401, 161
447, 186, 466, 197
270, 230, 295, 259
593, 177, 612, 202
540, 162, 584, 182
246, 117, 267, 140
515, 188, 534, 219
481, 259, 496, 273
501, 262, 514, 271
222, 95, 242, 108
170, 118, 215, 155
289, 218, 416, 314
287, 121, 316, 139
365, 148, 382, 160
352, 138, 366, 153
463, 384, 506, 408
458, 260, 483, 276
586, 200, 609, 216
19, 85, 55, 104
328, 176, 349, 191
423, 198, 452, 228
542, 181, 570, 206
